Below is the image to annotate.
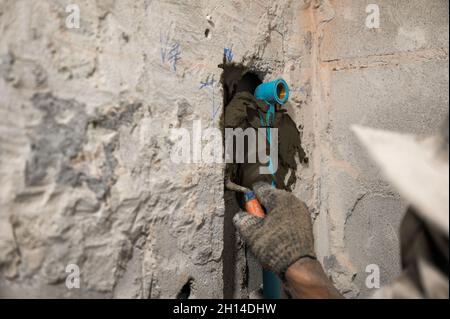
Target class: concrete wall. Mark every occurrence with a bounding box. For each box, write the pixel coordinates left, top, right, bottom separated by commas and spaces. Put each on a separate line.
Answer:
0, 0, 306, 298
298, 0, 449, 298
0, 0, 448, 299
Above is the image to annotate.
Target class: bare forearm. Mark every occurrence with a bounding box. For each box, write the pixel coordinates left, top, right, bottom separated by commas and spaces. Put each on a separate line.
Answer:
285, 257, 343, 299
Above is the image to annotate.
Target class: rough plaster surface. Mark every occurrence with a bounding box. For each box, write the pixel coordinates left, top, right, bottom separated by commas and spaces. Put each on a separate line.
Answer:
299, 0, 449, 298
0, 0, 306, 298
0, 0, 448, 299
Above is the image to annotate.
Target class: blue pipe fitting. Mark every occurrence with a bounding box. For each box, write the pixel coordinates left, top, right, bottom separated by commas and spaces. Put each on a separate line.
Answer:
253, 78, 290, 299
254, 78, 289, 105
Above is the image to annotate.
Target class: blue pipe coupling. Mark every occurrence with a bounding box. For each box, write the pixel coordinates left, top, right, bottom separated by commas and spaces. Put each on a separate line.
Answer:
254, 78, 289, 105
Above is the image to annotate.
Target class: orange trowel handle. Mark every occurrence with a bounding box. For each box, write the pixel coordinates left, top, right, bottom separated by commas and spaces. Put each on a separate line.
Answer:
244, 192, 266, 218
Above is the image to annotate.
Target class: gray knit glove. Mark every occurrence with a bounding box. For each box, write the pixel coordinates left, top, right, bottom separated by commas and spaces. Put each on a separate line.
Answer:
233, 182, 316, 279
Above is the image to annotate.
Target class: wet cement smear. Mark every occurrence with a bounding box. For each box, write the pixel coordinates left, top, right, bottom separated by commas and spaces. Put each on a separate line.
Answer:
220, 61, 307, 298
220, 62, 306, 192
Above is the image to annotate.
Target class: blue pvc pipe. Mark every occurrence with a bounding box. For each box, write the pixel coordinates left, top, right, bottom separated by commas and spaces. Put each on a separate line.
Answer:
254, 78, 290, 299
254, 78, 289, 105
263, 270, 281, 299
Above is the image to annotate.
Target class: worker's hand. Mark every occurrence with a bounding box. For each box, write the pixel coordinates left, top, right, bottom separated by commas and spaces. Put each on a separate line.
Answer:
233, 182, 316, 279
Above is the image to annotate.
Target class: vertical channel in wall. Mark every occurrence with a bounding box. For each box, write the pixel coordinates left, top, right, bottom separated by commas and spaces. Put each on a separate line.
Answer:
219, 58, 264, 298
218, 54, 308, 297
